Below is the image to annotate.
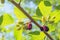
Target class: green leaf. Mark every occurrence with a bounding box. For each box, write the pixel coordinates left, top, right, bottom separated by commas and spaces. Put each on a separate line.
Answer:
0, 15, 3, 25
57, 0, 60, 5
33, 0, 42, 5
38, 1, 52, 17
54, 13, 60, 23
14, 26, 23, 40
1, 14, 14, 26
36, 7, 43, 18
30, 32, 46, 40
38, 1, 60, 23
50, 31, 56, 35
44, 1, 51, 6
15, 0, 20, 2
29, 31, 40, 35
14, 7, 27, 19
49, 10, 60, 23
55, 5, 60, 10
48, 24, 56, 33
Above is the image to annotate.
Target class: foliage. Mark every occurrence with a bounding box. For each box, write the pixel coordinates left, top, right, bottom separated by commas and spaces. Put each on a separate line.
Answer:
14, 7, 27, 19
0, 15, 3, 25
0, 0, 60, 40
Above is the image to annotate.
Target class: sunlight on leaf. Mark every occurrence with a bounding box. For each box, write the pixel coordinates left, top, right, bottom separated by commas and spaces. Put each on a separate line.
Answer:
14, 7, 27, 20
39, 32, 46, 40
14, 26, 23, 40
38, 1, 52, 17
50, 10, 60, 23
30, 32, 45, 40
54, 13, 60, 23
48, 24, 56, 33
15, 0, 20, 2
1, 14, 14, 26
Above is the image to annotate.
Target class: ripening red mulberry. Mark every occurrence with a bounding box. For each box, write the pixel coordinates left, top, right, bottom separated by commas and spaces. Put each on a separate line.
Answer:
43, 26, 49, 32
40, 27, 44, 31
27, 22, 32, 30
40, 26, 49, 32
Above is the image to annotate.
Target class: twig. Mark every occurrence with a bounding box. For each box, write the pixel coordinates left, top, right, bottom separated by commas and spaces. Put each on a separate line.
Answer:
10, 0, 53, 40
18, 0, 21, 5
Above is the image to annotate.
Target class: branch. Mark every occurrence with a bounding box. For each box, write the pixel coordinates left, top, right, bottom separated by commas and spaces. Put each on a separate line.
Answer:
18, 0, 21, 5
10, 0, 53, 40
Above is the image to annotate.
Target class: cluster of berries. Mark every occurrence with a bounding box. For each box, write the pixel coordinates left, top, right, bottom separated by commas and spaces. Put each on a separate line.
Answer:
27, 23, 49, 32
16, 21, 49, 32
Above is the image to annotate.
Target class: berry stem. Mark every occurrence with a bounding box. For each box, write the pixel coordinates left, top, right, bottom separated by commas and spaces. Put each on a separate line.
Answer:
10, 0, 53, 40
